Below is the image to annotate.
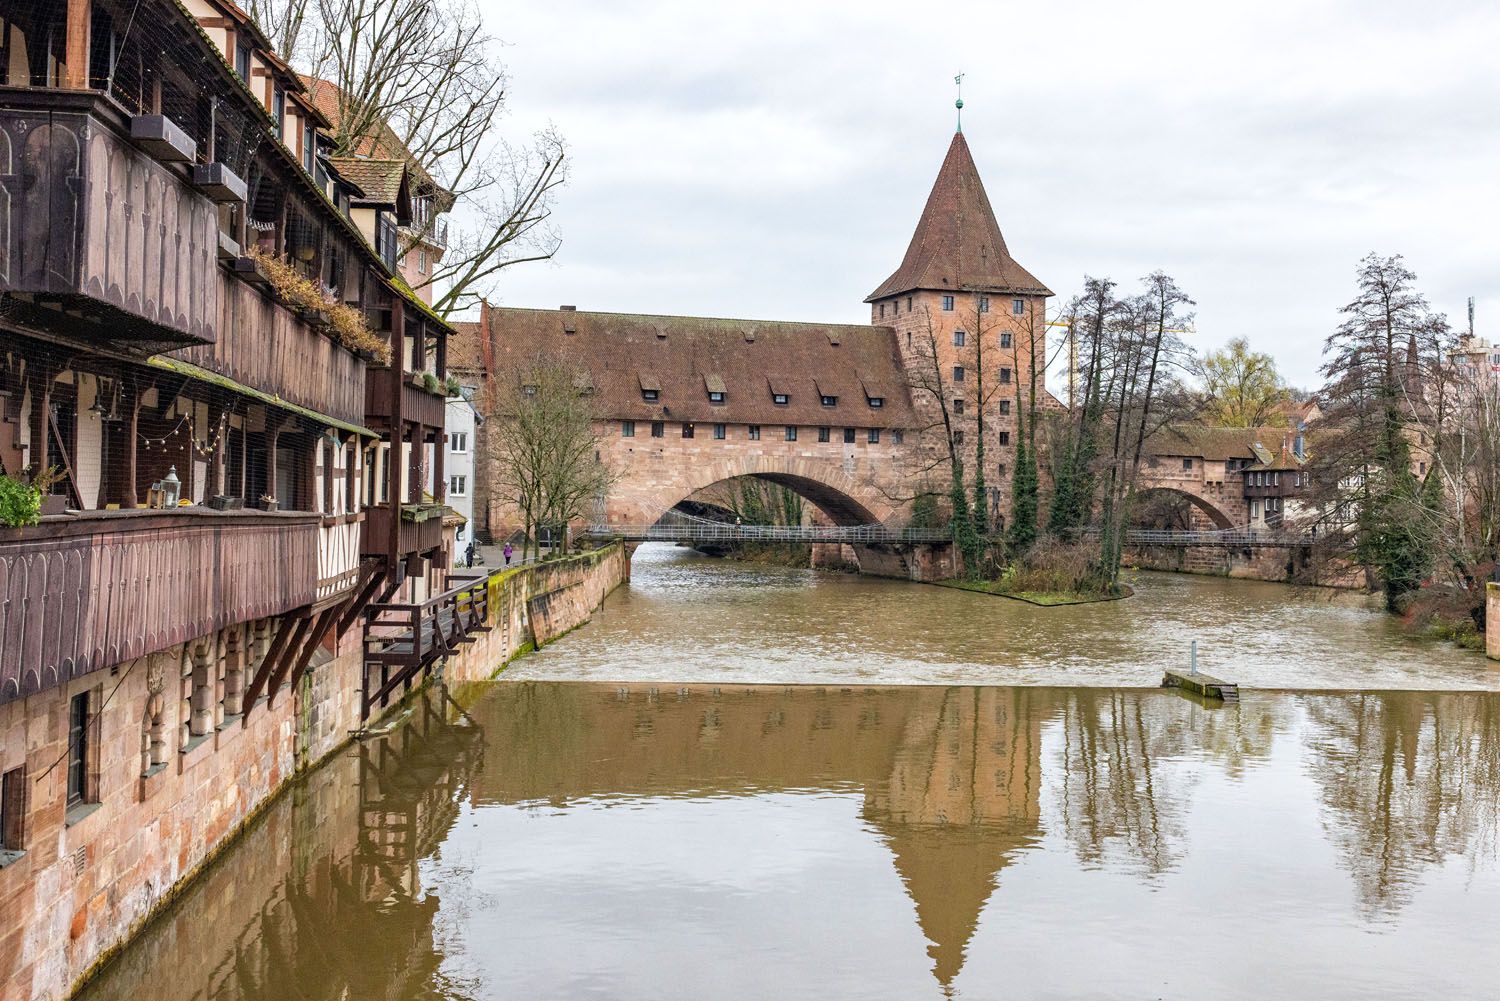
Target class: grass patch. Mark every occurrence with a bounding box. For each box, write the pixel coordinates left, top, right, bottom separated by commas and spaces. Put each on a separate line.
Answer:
933, 578, 1131, 606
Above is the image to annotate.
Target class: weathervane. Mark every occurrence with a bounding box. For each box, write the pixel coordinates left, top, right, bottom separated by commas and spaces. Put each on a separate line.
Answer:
954, 72, 964, 132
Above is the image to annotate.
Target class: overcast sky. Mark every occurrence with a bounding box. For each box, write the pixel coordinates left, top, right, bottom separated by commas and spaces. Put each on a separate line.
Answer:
474, 0, 1499, 391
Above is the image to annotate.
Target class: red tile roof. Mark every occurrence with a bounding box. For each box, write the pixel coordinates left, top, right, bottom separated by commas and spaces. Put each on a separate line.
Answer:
470, 306, 916, 428
868, 132, 1051, 302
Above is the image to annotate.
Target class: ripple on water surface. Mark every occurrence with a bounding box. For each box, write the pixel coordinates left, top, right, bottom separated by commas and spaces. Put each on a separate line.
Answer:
505, 544, 1494, 690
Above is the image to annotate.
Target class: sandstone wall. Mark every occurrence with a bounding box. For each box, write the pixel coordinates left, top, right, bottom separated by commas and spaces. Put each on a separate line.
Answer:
1488, 583, 1498, 661
0, 544, 625, 1001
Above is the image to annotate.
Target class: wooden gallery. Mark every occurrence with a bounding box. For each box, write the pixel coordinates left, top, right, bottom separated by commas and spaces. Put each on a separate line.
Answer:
0, 0, 499, 995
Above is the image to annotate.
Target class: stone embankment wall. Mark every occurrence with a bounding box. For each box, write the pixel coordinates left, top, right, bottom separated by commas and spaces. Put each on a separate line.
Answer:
1488, 583, 1498, 661
0, 544, 625, 1001
1125, 545, 1362, 588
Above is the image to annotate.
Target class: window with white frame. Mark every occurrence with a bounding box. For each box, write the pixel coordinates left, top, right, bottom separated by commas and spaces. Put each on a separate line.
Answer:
448, 475, 467, 496
450, 431, 468, 453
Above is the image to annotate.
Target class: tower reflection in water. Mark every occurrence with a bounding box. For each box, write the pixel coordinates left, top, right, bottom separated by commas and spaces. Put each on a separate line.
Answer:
78, 684, 1500, 1000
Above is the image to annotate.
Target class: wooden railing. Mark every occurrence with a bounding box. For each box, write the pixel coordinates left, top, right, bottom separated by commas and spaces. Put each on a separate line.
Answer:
0, 93, 219, 347
0, 509, 318, 704
364, 367, 448, 432
363, 503, 445, 560
361, 573, 490, 717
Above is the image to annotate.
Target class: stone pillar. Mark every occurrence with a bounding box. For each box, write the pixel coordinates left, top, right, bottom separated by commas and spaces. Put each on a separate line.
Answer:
190, 641, 214, 736
1487, 582, 1498, 661
223, 627, 245, 716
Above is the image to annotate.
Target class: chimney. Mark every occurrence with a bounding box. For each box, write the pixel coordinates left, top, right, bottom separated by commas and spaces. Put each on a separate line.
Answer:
560, 305, 577, 311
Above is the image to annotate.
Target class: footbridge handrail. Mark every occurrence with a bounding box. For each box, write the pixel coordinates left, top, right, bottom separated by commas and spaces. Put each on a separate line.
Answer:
583, 523, 954, 544
1080, 527, 1319, 548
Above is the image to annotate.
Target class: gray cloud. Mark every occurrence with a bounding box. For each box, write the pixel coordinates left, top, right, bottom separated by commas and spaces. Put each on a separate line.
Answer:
475, 0, 1500, 389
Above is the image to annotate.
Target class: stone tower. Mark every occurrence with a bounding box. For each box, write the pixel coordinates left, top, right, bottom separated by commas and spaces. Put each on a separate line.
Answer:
867, 130, 1051, 530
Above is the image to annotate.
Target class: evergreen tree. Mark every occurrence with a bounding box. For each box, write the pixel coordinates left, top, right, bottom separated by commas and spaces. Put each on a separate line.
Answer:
1008, 408, 1038, 552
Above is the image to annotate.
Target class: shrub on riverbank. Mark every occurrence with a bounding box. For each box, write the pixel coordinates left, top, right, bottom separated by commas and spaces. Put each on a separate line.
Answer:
1401, 585, 1486, 651
949, 538, 1126, 604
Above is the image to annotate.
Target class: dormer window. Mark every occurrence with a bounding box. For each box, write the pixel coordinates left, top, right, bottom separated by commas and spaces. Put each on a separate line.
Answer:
772, 393, 789, 406
868, 397, 884, 409
709, 391, 725, 404
1012, 298, 1025, 315
235, 42, 251, 81
820, 395, 836, 407
643, 389, 659, 402
640, 372, 661, 402
272, 86, 285, 131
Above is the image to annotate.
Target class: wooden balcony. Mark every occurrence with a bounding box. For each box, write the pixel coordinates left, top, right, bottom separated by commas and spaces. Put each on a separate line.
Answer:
361, 573, 490, 717
363, 502, 446, 561
0, 91, 219, 348
0, 509, 319, 705
170, 273, 369, 428
365, 367, 448, 432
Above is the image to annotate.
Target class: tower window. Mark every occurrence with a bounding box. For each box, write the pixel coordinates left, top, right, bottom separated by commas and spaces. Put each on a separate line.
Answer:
999, 400, 1011, 416
953, 366, 965, 382
999, 431, 1011, 446
1012, 298, 1025, 315
879, 304, 886, 318
953, 399, 965, 414
942, 295, 955, 312
953, 330, 966, 347
1000, 332, 1012, 349
907, 296, 913, 310
893, 430, 904, 444
979, 296, 990, 313
749, 425, 761, 440
67, 692, 90, 809
999, 367, 1011, 384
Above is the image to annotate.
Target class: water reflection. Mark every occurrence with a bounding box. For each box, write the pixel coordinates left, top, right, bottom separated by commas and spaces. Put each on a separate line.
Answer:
80, 683, 1500, 1001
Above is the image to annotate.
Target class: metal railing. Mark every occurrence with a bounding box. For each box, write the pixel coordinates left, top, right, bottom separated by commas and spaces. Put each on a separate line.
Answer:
1091, 527, 1318, 549
583, 522, 953, 544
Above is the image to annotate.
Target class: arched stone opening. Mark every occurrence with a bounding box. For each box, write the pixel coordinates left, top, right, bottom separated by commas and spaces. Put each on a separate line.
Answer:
1132, 487, 1236, 531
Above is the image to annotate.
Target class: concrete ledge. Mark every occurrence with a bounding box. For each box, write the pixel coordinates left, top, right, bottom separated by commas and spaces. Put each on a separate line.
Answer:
1162, 669, 1239, 703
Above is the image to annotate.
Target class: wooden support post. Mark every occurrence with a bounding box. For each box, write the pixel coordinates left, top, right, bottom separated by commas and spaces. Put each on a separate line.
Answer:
63, 0, 91, 89
337, 567, 385, 636
289, 606, 338, 692
387, 300, 405, 563
265, 614, 314, 705
266, 428, 280, 505
241, 613, 300, 717
125, 380, 140, 507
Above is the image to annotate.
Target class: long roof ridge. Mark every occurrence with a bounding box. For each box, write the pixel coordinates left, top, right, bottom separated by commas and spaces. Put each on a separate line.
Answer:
484, 304, 893, 330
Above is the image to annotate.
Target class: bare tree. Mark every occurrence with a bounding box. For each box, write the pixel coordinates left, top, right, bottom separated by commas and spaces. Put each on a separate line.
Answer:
249, 0, 567, 316
485, 359, 613, 558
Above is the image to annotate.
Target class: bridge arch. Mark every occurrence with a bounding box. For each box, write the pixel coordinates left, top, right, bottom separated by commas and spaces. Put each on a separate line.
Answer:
1133, 487, 1237, 531
620, 454, 899, 530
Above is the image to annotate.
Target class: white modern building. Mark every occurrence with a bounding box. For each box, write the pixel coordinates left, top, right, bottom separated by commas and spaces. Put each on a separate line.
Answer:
445, 388, 483, 564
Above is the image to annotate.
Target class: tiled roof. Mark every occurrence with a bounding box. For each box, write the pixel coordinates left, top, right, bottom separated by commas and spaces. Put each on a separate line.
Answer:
325, 157, 407, 206
475, 307, 917, 428
868, 132, 1051, 302
1145, 425, 1292, 462
299, 75, 453, 209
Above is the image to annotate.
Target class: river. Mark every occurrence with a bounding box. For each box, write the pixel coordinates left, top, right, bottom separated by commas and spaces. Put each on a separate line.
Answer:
75, 549, 1500, 1001
509, 543, 1492, 690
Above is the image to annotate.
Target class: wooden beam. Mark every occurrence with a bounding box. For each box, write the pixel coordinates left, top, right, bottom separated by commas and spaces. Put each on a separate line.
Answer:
264, 614, 315, 705
336, 567, 385, 635
288, 606, 338, 692
241, 613, 301, 718
63, 0, 91, 89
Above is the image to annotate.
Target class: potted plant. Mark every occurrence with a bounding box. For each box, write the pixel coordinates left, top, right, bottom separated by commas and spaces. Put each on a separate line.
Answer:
257, 494, 279, 512
0, 466, 63, 526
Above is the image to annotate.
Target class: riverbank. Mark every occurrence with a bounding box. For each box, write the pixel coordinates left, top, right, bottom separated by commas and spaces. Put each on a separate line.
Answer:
4, 545, 626, 1001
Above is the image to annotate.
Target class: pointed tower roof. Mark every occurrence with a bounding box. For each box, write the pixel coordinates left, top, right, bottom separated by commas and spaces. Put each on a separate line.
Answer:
867, 132, 1051, 302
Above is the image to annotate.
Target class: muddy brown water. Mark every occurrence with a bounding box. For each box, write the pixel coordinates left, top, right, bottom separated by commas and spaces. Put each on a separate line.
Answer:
77, 549, 1500, 1000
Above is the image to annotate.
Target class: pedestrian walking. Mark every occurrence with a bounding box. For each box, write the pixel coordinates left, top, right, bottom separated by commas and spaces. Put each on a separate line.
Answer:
503, 541, 514, 566
464, 540, 475, 567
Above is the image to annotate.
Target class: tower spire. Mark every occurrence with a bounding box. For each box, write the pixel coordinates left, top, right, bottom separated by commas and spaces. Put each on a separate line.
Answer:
954, 73, 964, 132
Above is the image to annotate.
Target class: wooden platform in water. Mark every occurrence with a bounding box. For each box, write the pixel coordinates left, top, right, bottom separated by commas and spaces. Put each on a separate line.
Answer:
1162, 670, 1240, 703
